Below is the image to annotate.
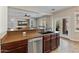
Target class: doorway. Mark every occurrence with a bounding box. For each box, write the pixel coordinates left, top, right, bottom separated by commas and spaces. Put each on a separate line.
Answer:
62, 18, 68, 35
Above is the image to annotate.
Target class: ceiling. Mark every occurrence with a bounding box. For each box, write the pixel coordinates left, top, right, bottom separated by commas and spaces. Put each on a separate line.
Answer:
10, 6, 71, 18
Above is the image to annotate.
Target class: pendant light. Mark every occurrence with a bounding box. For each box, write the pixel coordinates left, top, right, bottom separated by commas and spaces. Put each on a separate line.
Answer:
24, 13, 30, 19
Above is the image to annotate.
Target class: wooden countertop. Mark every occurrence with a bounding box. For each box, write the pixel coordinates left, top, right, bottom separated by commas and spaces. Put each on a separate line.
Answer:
1, 30, 43, 44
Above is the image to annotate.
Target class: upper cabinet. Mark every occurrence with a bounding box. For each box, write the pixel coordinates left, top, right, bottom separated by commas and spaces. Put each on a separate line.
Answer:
36, 16, 53, 31
29, 18, 37, 29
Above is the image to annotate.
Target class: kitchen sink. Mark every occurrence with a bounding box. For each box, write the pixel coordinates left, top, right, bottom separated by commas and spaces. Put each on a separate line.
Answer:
40, 31, 53, 34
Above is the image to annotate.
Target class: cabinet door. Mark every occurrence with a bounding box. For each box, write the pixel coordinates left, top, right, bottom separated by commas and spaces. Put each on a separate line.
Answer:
43, 35, 51, 53
56, 35, 60, 48
43, 40, 51, 53
1, 40, 28, 53
9, 45, 27, 53
50, 35, 56, 50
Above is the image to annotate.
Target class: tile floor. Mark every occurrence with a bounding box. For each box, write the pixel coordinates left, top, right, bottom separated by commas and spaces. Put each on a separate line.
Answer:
51, 38, 79, 53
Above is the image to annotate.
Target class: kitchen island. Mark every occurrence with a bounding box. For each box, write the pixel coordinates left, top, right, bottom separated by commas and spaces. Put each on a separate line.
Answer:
1, 29, 60, 53
1, 30, 42, 44
1, 29, 43, 53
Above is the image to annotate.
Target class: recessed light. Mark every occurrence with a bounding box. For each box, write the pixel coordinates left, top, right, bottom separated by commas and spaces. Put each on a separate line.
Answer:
52, 9, 55, 11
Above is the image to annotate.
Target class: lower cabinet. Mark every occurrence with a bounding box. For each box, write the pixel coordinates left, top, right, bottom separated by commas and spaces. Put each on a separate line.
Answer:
43, 33, 60, 53
56, 35, 60, 48
50, 34, 57, 50
1, 40, 28, 53
8, 45, 27, 53
1, 34, 60, 53
43, 40, 51, 53
43, 35, 51, 53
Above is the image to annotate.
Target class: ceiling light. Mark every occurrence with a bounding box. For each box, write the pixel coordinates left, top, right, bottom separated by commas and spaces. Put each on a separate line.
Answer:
24, 13, 30, 19
52, 9, 55, 11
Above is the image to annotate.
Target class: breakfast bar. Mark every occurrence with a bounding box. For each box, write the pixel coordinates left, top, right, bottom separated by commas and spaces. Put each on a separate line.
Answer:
1, 29, 60, 53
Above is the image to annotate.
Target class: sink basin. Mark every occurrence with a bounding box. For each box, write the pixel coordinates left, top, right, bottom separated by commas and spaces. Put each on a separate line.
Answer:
17, 27, 22, 29
40, 31, 53, 34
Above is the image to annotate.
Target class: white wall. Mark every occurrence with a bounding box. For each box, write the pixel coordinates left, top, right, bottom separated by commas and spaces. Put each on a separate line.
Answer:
29, 18, 37, 29
8, 7, 37, 29
0, 6, 7, 39
8, 7, 26, 29
53, 7, 79, 41
37, 16, 53, 31
37, 16, 47, 28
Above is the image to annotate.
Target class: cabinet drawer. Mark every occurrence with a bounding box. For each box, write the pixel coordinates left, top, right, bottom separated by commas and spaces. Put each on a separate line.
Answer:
6, 45, 27, 53
43, 35, 50, 41
1, 40, 28, 52
50, 35, 56, 39
16, 40, 28, 46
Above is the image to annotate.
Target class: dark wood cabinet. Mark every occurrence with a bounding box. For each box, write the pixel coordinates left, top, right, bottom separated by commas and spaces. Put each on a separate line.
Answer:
50, 34, 57, 50
1, 33, 60, 53
43, 33, 60, 53
1, 40, 28, 53
43, 35, 51, 53
9, 45, 27, 53
56, 35, 60, 48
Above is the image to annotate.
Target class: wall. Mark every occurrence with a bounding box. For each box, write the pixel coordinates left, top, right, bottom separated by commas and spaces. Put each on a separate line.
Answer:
53, 6, 79, 41
8, 7, 27, 29
0, 6, 7, 39
8, 7, 36, 29
29, 18, 37, 29
0, 6, 7, 52
37, 16, 53, 31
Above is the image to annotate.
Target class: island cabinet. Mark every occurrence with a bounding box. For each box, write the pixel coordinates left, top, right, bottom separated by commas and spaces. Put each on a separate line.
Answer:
56, 34, 60, 48
43, 34, 51, 53
43, 33, 60, 53
1, 40, 28, 53
50, 34, 57, 50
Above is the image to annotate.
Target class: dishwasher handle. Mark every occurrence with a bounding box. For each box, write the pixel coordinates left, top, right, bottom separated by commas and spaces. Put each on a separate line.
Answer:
28, 37, 42, 42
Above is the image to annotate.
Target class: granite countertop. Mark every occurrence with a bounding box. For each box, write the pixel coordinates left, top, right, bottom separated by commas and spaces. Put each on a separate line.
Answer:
1, 30, 43, 44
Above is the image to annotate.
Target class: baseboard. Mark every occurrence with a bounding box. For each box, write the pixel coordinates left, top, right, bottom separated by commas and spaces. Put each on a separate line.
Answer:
60, 36, 70, 40
60, 36, 79, 42
69, 39, 79, 42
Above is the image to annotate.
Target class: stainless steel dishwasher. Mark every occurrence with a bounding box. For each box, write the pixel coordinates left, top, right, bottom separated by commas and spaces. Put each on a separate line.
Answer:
28, 37, 43, 53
